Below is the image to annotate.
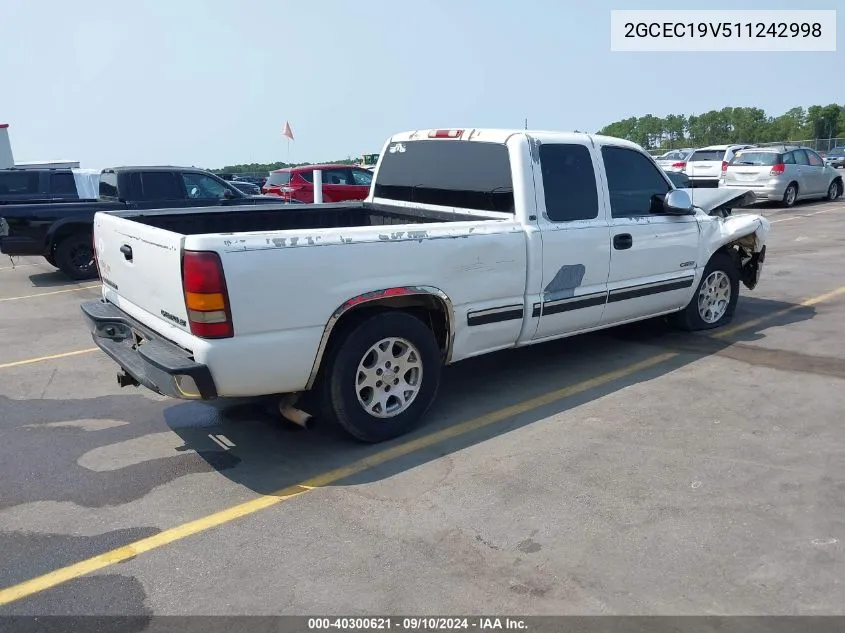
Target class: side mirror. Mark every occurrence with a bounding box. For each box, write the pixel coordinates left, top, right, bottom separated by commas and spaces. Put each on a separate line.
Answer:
222, 188, 235, 200
663, 189, 694, 215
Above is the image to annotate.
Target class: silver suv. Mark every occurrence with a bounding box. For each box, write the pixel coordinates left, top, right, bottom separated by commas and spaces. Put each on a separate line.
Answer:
720, 145, 843, 207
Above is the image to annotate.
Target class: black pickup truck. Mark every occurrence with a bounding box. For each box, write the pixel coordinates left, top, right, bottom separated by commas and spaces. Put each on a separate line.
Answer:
0, 165, 286, 279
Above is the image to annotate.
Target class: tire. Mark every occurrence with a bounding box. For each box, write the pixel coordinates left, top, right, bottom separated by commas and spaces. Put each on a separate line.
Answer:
826, 179, 842, 201
670, 252, 740, 331
324, 311, 442, 443
44, 254, 57, 267
54, 233, 97, 280
781, 182, 798, 208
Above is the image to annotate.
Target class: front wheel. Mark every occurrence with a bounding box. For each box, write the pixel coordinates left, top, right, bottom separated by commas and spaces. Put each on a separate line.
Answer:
324, 311, 442, 443
827, 179, 842, 201
670, 252, 740, 331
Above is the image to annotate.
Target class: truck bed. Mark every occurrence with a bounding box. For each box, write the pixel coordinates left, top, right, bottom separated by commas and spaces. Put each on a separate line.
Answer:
119, 201, 491, 235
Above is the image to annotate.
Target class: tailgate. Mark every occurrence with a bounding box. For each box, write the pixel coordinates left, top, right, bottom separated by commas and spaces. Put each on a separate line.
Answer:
687, 160, 722, 178
94, 212, 190, 333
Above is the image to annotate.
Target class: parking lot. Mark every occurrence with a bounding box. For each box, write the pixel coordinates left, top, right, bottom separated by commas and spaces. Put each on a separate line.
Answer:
1, 199, 844, 616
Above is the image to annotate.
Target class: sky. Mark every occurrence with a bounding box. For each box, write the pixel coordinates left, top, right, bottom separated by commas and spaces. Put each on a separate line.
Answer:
1, 0, 842, 169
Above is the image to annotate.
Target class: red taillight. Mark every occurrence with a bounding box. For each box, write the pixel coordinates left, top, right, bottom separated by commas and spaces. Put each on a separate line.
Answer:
672, 161, 686, 169
182, 251, 233, 338
770, 163, 785, 175
428, 129, 464, 139
721, 161, 728, 172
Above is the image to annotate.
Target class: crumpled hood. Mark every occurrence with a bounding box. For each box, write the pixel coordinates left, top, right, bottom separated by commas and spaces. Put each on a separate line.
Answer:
677, 187, 757, 214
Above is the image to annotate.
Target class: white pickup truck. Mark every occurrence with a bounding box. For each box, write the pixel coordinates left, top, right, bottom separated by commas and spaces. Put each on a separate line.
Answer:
81, 128, 770, 443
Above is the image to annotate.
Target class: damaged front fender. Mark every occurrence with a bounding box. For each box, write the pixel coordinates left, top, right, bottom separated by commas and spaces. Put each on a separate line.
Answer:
700, 213, 771, 291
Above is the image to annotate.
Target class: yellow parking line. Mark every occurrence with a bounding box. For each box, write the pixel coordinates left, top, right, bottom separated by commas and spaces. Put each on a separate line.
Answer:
0, 284, 100, 302
0, 284, 843, 607
0, 348, 98, 370
0, 351, 675, 608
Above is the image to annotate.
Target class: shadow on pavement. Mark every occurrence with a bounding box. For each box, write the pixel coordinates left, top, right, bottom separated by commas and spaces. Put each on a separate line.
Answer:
26, 271, 84, 288
162, 294, 821, 495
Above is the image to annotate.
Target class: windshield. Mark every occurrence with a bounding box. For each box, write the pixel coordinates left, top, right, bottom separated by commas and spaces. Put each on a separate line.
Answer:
730, 151, 780, 166
828, 148, 845, 156
373, 140, 514, 212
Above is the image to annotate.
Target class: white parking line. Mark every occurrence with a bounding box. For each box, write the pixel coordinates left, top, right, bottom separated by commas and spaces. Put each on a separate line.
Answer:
0, 262, 42, 271
208, 434, 236, 450
0, 285, 100, 302
770, 206, 843, 223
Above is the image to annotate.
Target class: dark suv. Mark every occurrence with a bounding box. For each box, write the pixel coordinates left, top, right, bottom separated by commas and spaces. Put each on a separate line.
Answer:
0, 168, 83, 204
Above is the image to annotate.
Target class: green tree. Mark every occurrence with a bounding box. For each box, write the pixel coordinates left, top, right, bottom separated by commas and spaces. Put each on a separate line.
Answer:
597, 103, 844, 148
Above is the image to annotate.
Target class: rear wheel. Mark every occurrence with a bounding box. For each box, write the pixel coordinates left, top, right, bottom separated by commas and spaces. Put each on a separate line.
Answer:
827, 179, 842, 201
782, 182, 798, 207
324, 311, 442, 443
54, 233, 97, 280
670, 252, 739, 331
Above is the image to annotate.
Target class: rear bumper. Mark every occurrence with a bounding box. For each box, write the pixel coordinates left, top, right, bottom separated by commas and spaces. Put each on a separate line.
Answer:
80, 299, 218, 400
687, 177, 720, 188
719, 181, 787, 201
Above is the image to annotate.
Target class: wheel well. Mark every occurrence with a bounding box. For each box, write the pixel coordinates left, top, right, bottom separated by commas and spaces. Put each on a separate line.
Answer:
48, 223, 92, 254
716, 236, 763, 290
312, 293, 452, 386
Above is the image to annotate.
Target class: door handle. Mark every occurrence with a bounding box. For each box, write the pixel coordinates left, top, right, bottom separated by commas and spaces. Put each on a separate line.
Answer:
613, 233, 633, 250
120, 244, 133, 261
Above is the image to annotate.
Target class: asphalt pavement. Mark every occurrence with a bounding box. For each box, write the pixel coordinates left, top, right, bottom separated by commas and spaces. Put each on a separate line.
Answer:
0, 198, 844, 616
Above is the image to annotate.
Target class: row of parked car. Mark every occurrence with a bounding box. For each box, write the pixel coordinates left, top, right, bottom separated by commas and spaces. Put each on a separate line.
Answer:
250, 145, 845, 208
654, 144, 844, 207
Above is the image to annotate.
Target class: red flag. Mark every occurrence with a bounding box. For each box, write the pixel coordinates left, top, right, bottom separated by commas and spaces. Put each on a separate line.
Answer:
283, 121, 294, 141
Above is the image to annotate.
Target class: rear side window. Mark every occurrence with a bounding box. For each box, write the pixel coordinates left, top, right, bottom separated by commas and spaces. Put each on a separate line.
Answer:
321, 168, 352, 185
791, 150, 810, 166
266, 171, 291, 186
373, 140, 514, 212
539, 143, 598, 222
689, 149, 725, 162
0, 171, 39, 195
141, 171, 182, 199
730, 152, 780, 166
49, 171, 77, 195
601, 145, 671, 218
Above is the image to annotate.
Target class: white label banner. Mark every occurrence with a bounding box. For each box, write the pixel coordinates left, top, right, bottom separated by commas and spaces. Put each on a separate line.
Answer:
610, 10, 836, 52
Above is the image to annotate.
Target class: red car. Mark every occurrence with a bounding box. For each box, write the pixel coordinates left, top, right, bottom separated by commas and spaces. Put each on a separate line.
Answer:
262, 164, 374, 203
